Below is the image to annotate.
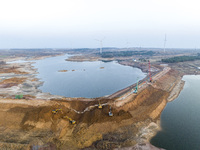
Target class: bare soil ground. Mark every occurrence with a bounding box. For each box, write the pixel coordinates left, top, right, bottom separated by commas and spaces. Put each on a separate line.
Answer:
0, 77, 27, 88
168, 59, 200, 75
0, 50, 188, 150
0, 67, 182, 149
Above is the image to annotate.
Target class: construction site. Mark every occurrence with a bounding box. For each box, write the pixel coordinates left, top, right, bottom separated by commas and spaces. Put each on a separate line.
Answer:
0, 49, 187, 150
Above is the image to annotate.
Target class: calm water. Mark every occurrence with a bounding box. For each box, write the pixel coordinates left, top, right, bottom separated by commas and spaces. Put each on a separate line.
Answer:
151, 75, 200, 150
33, 54, 146, 98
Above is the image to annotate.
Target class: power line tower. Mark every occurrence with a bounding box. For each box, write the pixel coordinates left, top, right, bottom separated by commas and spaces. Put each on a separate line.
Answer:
148, 60, 152, 82
95, 38, 105, 54
164, 34, 167, 53
126, 41, 130, 50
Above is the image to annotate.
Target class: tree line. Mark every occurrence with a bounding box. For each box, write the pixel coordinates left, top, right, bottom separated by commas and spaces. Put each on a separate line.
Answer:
162, 55, 200, 63
100, 51, 155, 58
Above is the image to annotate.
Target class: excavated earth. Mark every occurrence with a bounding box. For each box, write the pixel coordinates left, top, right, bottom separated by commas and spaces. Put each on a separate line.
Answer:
0, 61, 184, 150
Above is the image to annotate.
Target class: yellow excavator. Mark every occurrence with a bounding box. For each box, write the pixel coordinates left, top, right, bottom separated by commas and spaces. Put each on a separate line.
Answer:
63, 116, 76, 124
98, 100, 102, 109
52, 108, 62, 114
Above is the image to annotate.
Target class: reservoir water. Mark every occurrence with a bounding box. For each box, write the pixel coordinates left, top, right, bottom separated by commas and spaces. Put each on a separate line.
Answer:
151, 75, 200, 150
33, 54, 146, 98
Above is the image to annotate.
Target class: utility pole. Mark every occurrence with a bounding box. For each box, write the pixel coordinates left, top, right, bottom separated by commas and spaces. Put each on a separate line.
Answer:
95, 38, 105, 54
126, 41, 130, 50
164, 34, 167, 53
148, 60, 152, 82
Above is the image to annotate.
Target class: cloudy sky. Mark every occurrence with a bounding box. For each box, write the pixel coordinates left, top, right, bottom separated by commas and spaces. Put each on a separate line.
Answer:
0, 0, 200, 49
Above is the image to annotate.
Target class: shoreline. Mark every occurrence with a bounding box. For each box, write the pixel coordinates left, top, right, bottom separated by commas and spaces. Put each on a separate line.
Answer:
0, 54, 186, 149
147, 78, 185, 149
8, 54, 148, 100
0, 55, 66, 100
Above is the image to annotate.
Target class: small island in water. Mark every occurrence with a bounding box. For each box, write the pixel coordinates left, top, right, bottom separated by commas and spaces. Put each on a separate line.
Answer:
58, 70, 68, 72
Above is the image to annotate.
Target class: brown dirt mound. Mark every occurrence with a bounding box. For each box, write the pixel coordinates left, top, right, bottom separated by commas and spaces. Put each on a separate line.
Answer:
119, 86, 168, 111
154, 69, 182, 91
49, 99, 132, 125
116, 85, 169, 122
12, 105, 70, 130
0, 67, 178, 149
78, 105, 132, 125
65, 98, 113, 111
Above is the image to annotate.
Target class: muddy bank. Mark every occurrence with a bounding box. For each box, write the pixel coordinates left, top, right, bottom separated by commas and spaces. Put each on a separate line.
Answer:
0, 69, 183, 150
0, 54, 185, 149
0, 61, 64, 100
1, 52, 65, 62
0, 85, 168, 150
167, 80, 185, 102
66, 55, 114, 62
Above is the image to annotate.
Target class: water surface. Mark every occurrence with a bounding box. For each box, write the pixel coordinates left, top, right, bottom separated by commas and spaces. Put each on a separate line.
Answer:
151, 75, 200, 150
33, 54, 146, 98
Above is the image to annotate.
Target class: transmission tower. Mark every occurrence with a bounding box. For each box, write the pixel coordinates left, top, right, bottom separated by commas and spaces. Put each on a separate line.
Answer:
95, 38, 105, 54
148, 60, 152, 82
164, 34, 167, 53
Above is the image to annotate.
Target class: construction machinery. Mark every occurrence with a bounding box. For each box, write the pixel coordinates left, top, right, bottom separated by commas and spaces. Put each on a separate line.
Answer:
52, 108, 62, 114
98, 100, 102, 109
133, 78, 139, 94
108, 106, 113, 117
63, 116, 76, 124
15, 94, 23, 99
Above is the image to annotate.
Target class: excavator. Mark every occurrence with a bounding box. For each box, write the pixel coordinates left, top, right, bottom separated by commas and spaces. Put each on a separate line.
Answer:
52, 108, 63, 114
108, 106, 113, 117
63, 116, 76, 124
98, 100, 102, 109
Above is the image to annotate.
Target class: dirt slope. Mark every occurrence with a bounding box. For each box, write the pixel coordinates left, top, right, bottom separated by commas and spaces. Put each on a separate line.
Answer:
0, 67, 184, 149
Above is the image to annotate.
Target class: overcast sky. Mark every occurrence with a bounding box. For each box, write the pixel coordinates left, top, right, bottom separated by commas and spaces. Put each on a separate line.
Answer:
0, 0, 200, 49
